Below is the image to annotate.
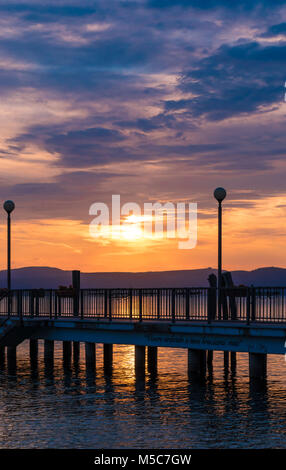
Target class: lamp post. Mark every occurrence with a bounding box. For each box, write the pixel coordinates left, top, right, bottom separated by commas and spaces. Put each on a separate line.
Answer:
4, 200, 15, 316
213, 188, 226, 319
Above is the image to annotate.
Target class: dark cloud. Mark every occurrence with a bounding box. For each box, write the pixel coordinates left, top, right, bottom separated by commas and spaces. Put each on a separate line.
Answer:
261, 22, 286, 37
0, 3, 97, 20
116, 113, 178, 132
0, 169, 123, 220
51, 127, 125, 143
147, 0, 285, 10
0, 34, 158, 69
11, 126, 129, 168
165, 42, 285, 120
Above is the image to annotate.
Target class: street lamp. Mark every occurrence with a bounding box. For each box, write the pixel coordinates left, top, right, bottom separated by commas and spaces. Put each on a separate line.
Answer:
214, 188, 226, 318
4, 200, 15, 316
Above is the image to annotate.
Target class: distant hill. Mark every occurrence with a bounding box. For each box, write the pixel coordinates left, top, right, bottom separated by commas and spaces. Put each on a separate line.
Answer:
0, 266, 286, 289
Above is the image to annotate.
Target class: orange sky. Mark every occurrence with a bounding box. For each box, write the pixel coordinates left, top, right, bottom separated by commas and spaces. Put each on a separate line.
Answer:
1, 193, 285, 272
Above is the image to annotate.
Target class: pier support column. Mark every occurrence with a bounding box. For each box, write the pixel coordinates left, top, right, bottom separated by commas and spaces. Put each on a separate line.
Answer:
29, 339, 38, 363
63, 341, 72, 366
224, 351, 229, 371
207, 350, 213, 368
44, 340, 54, 363
249, 353, 267, 379
188, 349, 206, 376
104, 344, 113, 374
7, 346, 16, 371
147, 346, 157, 374
207, 350, 213, 375
0, 346, 5, 368
231, 352, 237, 373
85, 342, 96, 370
72, 270, 80, 317
73, 341, 80, 363
135, 345, 146, 377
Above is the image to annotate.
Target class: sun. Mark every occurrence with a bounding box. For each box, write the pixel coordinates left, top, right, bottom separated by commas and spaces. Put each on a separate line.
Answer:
121, 214, 144, 241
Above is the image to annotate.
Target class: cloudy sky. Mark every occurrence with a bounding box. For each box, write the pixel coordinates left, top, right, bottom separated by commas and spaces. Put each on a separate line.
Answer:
0, 0, 286, 272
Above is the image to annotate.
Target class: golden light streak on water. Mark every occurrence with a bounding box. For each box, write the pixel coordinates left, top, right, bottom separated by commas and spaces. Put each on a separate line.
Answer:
0, 340, 284, 448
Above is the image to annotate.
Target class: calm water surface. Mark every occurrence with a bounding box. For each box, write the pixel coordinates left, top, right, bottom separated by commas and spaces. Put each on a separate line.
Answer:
0, 341, 285, 448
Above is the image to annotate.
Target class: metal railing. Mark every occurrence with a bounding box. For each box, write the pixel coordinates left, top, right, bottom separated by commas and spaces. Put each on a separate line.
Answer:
0, 287, 285, 324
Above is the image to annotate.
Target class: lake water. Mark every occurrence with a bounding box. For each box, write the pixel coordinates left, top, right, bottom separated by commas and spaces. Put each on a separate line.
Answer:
0, 340, 285, 449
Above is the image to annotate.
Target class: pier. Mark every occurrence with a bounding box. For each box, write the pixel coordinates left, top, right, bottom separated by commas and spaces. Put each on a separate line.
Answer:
0, 277, 285, 381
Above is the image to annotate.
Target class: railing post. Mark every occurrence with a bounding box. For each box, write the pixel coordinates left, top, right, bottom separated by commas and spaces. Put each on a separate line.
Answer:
172, 288, 176, 323
7, 287, 13, 318
57, 295, 62, 317
185, 288, 190, 320
49, 290, 53, 319
104, 290, 108, 319
55, 293, 58, 319
246, 288, 251, 325
251, 286, 256, 322
109, 290, 112, 322
139, 289, 142, 322
157, 289, 161, 320
129, 288, 133, 319
35, 294, 39, 317
81, 290, 84, 320
208, 274, 217, 322
207, 287, 216, 324
30, 292, 34, 318
72, 270, 80, 317
17, 291, 22, 322
7, 291, 11, 318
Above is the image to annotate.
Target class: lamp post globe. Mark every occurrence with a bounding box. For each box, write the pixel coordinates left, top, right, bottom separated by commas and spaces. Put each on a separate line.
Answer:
214, 187, 226, 203
3, 200, 15, 214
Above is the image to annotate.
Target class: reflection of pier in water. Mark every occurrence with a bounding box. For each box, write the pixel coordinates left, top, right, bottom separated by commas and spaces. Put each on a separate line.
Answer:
0, 339, 281, 449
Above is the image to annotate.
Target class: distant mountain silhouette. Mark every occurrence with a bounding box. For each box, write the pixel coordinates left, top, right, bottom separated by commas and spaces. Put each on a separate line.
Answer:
0, 266, 286, 289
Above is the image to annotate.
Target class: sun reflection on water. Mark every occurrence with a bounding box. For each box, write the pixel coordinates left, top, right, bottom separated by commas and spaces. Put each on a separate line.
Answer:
0, 340, 285, 448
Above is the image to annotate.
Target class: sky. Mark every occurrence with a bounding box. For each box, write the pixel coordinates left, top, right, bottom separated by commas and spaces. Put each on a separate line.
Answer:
0, 0, 286, 272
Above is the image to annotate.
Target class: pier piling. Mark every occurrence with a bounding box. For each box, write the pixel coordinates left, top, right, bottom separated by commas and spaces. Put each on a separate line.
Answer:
44, 340, 54, 364
249, 352, 267, 379
29, 339, 38, 362
188, 349, 206, 376
135, 345, 146, 377
147, 346, 157, 374
231, 352, 237, 373
0, 346, 5, 367
85, 342, 96, 370
73, 341, 80, 363
207, 350, 213, 371
7, 346, 16, 371
63, 341, 72, 366
224, 351, 229, 371
72, 270, 80, 317
103, 343, 113, 374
